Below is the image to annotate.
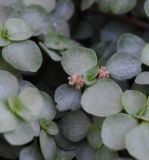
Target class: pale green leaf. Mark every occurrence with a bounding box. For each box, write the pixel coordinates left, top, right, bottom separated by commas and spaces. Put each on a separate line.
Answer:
39, 42, 61, 61
4, 18, 33, 41
106, 53, 141, 80
40, 130, 57, 160
19, 87, 44, 121
81, 79, 123, 117
101, 113, 138, 150
0, 101, 17, 133
126, 123, 149, 160
54, 84, 81, 111
2, 40, 43, 72
40, 92, 56, 120
4, 121, 35, 145
44, 32, 79, 50
135, 72, 149, 84
61, 47, 97, 75
0, 70, 19, 101
87, 125, 102, 149
22, 0, 56, 13
122, 90, 147, 116
117, 33, 145, 59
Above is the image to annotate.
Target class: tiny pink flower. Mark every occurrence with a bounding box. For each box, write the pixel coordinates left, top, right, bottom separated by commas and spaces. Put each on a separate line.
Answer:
68, 74, 85, 89
98, 66, 110, 79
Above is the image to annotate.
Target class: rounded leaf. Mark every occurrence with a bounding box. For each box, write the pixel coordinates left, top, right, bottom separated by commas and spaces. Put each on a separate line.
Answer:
0, 101, 17, 133
81, 79, 123, 117
54, 84, 81, 111
87, 125, 102, 149
0, 70, 19, 101
59, 111, 91, 142
40, 92, 56, 120
106, 53, 141, 80
141, 43, 149, 66
2, 40, 42, 72
4, 121, 35, 145
135, 72, 149, 84
19, 87, 44, 121
61, 47, 97, 75
126, 123, 149, 160
44, 32, 79, 50
4, 18, 33, 41
101, 113, 138, 150
23, 0, 56, 13
117, 33, 145, 59
40, 130, 57, 160
122, 90, 147, 116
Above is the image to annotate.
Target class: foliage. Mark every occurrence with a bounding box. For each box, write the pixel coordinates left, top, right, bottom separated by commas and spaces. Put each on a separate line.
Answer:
0, 0, 148, 160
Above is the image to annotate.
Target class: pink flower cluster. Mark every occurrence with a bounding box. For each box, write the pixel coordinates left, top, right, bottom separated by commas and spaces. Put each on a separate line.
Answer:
98, 66, 110, 79
68, 74, 85, 90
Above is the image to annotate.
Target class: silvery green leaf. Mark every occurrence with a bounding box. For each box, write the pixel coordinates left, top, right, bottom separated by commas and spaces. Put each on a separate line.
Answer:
97, 0, 137, 14
81, 0, 95, 11
22, 0, 56, 13
54, 84, 81, 112
101, 113, 138, 151
8, 95, 33, 122
59, 111, 91, 142
135, 72, 149, 84
19, 141, 44, 160
144, 0, 149, 17
81, 79, 123, 117
53, 0, 75, 20
87, 125, 102, 149
2, 40, 43, 72
0, 70, 19, 101
39, 42, 62, 61
61, 47, 97, 76
106, 53, 141, 80
122, 90, 147, 116
126, 123, 149, 160
44, 32, 79, 50
76, 142, 96, 160
4, 18, 33, 41
0, 101, 17, 133
20, 8, 52, 36
40, 130, 57, 160
95, 146, 118, 160
141, 43, 149, 66
40, 119, 59, 136
4, 120, 35, 145
54, 133, 78, 151
19, 87, 44, 121
117, 33, 145, 59
40, 92, 56, 120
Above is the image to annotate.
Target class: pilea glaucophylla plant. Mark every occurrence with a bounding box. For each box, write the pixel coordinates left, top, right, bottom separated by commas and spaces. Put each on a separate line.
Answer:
0, 0, 149, 160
